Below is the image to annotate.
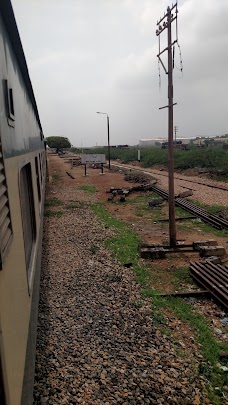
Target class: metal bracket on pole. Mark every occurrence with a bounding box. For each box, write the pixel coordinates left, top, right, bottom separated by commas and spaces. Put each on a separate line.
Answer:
159, 103, 177, 110
158, 56, 168, 74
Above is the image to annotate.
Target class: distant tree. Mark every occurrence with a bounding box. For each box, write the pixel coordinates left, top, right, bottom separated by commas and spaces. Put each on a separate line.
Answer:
46, 136, 71, 149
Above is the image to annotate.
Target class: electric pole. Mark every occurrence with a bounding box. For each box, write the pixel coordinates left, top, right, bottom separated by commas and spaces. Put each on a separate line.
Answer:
174, 125, 178, 144
156, 3, 178, 248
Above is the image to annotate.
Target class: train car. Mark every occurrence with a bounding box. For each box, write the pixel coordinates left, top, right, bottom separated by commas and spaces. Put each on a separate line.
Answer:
0, 1, 46, 404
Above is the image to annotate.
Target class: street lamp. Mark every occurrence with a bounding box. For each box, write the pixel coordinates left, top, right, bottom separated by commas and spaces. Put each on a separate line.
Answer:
96, 112, 111, 169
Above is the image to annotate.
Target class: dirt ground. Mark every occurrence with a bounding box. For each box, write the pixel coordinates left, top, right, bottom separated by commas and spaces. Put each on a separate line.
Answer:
42, 154, 228, 404
49, 154, 228, 334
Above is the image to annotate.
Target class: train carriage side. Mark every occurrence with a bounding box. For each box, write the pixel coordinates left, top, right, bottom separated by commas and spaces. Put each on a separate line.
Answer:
0, 2, 45, 404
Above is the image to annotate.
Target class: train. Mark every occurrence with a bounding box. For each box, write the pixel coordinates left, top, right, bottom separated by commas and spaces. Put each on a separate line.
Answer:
0, 1, 46, 404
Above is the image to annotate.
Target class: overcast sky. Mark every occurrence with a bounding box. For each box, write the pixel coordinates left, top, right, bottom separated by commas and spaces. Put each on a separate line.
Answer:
11, 0, 228, 147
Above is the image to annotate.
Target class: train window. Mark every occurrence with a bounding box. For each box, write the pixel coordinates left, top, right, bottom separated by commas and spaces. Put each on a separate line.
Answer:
9, 89, 15, 117
0, 144, 12, 270
35, 157, 41, 201
39, 153, 42, 183
3, 80, 15, 123
19, 163, 36, 273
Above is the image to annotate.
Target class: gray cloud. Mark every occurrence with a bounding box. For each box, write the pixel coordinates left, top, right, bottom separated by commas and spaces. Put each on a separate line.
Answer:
12, 0, 228, 146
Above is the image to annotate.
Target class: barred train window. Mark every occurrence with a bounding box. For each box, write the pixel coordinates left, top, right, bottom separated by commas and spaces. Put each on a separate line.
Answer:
20, 164, 36, 272
0, 143, 12, 270
39, 153, 42, 183
35, 156, 41, 202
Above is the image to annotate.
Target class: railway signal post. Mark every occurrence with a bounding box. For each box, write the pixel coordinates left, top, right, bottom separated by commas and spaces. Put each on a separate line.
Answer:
156, 3, 179, 247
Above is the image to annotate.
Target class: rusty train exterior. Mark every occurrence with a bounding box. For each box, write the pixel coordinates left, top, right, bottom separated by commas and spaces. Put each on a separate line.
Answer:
0, 1, 46, 404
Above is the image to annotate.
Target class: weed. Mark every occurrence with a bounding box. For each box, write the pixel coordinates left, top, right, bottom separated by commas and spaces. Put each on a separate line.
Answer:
45, 197, 63, 207
52, 173, 60, 181
90, 244, 99, 254
171, 266, 196, 289
131, 300, 143, 308
90, 200, 228, 403
109, 275, 122, 282
44, 210, 63, 217
79, 185, 97, 193
65, 200, 84, 209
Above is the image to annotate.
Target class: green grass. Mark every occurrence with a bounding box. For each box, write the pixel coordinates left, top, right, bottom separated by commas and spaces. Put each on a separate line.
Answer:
90, 244, 99, 254
91, 202, 140, 267
71, 145, 228, 177
91, 201, 227, 403
65, 200, 85, 209
142, 291, 228, 404
45, 197, 63, 207
189, 200, 228, 220
44, 210, 63, 217
79, 185, 97, 193
171, 266, 196, 289
52, 173, 60, 181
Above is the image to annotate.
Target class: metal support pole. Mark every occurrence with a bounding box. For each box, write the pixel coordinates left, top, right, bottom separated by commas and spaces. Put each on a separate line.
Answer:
107, 115, 111, 169
167, 7, 176, 247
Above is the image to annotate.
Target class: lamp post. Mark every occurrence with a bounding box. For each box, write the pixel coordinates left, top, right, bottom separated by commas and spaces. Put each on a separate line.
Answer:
96, 112, 111, 169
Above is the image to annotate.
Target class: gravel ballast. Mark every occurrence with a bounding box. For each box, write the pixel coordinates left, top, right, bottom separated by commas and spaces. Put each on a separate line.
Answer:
34, 158, 211, 404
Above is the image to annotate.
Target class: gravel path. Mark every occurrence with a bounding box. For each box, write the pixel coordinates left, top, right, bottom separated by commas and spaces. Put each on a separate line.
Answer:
34, 159, 210, 404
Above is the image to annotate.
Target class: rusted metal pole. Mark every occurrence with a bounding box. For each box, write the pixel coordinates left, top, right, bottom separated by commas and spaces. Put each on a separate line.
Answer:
167, 7, 176, 247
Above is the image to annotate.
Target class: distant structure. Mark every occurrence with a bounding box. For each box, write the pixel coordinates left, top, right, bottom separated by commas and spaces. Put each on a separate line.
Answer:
139, 138, 195, 147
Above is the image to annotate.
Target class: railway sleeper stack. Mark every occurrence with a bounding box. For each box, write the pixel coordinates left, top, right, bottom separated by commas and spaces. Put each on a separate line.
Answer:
189, 260, 228, 309
107, 181, 157, 202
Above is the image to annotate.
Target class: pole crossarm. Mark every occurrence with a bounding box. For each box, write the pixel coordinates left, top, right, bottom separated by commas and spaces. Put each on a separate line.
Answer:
159, 103, 177, 110
156, 17, 177, 36
156, 3, 178, 26
157, 40, 177, 57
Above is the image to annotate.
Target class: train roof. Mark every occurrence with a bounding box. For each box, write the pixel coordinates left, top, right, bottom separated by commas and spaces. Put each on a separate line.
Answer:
1, 0, 42, 132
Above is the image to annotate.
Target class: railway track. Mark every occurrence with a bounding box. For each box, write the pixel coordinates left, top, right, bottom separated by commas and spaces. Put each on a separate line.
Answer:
151, 185, 228, 230
112, 163, 228, 192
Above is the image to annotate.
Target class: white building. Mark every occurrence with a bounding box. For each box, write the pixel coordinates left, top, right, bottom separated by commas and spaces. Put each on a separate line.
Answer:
139, 138, 195, 147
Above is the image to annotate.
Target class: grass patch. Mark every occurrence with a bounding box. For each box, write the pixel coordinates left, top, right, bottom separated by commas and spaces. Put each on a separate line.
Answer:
171, 266, 196, 289
65, 200, 85, 209
91, 203, 153, 287
91, 201, 227, 403
79, 185, 97, 193
45, 197, 63, 207
90, 244, 99, 254
109, 275, 122, 282
52, 173, 60, 181
142, 291, 228, 403
44, 210, 63, 217
178, 217, 228, 238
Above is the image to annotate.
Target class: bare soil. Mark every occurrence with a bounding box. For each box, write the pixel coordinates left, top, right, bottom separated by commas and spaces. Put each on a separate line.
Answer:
35, 154, 228, 405
49, 155, 228, 332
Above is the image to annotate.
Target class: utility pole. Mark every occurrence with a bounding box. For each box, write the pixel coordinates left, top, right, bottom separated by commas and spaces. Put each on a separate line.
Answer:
174, 125, 178, 144
156, 3, 178, 248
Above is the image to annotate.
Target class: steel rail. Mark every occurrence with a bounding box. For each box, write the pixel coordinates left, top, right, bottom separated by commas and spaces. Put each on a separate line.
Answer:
190, 261, 228, 309
111, 163, 228, 192
151, 185, 228, 230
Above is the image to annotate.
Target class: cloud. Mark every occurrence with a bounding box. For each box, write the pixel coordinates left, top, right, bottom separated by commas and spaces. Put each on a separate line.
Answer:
11, 0, 228, 146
